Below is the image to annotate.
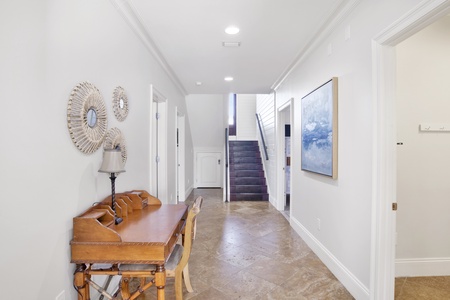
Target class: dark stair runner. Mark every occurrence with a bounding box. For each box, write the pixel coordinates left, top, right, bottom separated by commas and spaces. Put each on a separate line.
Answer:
229, 141, 269, 201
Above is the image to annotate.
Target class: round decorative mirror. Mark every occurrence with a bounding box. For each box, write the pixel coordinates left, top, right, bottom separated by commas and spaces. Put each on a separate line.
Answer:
86, 107, 97, 128
104, 127, 127, 166
113, 86, 128, 121
67, 82, 107, 154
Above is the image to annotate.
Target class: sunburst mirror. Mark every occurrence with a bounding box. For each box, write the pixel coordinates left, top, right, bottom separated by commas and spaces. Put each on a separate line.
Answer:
67, 82, 108, 154
112, 86, 129, 122
104, 127, 127, 166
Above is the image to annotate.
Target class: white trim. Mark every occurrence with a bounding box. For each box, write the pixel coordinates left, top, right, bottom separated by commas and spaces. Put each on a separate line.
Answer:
276, 99, 293, 211
290, 216, 370, 300
185, 185, 193, 201
374, 0, 450, 45
371, 1, 450, 299
396, 258, 450, 277
272, 0, 362, 91
109, 0, 187, 95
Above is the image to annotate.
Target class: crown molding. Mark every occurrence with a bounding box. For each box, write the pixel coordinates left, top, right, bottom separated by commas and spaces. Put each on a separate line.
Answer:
374, 0, 450, 46
110, 0, 188, 95
271, 0, 362, 91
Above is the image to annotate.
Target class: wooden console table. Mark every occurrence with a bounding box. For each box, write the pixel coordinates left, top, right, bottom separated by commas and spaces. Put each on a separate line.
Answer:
71, 190, 188, 300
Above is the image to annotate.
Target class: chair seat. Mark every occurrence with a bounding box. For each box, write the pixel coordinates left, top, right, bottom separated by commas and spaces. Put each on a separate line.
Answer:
120, 244, 183, 271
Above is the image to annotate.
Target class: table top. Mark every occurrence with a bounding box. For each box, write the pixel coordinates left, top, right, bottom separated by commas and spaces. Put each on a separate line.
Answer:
112, 204, 188, 243
70, 203, 188, 264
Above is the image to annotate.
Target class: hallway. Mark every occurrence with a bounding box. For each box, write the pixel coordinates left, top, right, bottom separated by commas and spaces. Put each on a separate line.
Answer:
123, 188, 353, 299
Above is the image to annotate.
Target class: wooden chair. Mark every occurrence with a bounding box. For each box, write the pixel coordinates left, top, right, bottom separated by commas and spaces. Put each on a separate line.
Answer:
119, 196, 204, 300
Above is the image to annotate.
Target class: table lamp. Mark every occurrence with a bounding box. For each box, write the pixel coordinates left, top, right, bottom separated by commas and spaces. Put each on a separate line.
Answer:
99, 149, 125, 225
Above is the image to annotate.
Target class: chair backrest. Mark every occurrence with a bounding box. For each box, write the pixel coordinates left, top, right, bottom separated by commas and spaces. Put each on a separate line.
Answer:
192, 196, 203, 240
175, 196, 203, 273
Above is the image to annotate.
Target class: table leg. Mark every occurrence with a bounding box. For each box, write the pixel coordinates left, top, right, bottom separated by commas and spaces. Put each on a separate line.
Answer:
74, 264, 87, 300
155, 264, 166, 300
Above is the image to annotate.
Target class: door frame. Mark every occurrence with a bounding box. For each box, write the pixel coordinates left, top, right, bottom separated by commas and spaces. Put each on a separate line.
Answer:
176, 110, 186, 202
149, 84, 168, 202
370, 1, 450, 299
276, 98, 293, 211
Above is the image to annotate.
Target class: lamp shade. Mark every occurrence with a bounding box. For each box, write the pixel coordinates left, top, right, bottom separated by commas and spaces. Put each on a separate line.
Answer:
98, 149, 125, 173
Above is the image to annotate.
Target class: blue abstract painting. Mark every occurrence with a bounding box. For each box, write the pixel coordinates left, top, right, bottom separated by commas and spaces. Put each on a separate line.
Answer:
301, 78, 337, 178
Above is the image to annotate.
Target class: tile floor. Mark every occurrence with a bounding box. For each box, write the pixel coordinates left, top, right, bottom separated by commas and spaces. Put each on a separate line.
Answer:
119, 188, 449, 299
120, 188, 353, 299
395, 276, 450, 299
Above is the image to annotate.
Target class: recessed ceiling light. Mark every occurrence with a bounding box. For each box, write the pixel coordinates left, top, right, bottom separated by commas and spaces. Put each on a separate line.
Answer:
224, 77, 234, 81
225, 26, 240, 35
196, 81, 202, 86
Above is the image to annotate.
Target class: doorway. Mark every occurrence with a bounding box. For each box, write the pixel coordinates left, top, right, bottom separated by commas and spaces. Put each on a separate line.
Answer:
176, 111, 186, 202
277, 99, 293, 213
150, 85, 168, 202
372, 2, 450, 299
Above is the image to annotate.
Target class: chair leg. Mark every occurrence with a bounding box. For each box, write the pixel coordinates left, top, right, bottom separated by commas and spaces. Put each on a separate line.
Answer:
175, 270, 183, 300
183, 264, 194, 293
121, 277, 131, 300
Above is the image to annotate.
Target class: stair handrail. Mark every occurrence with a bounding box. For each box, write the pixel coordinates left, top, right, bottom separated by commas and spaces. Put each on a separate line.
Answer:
224, 128, 229, 202
256, 113, 269, 160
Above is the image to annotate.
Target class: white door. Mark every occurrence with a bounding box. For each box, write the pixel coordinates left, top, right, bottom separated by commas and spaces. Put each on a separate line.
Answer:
196, 152, 221, 187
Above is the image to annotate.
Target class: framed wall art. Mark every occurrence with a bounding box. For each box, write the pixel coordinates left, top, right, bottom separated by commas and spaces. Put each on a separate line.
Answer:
301, 77, 338, 179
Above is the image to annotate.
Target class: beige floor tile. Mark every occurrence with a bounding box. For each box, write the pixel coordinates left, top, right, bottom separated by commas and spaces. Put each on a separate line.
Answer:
113, 188, 357, 299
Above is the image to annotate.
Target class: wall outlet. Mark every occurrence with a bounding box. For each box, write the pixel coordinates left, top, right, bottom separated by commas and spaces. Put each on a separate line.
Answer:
317, 218, 321, 231
56, 290, 65, 300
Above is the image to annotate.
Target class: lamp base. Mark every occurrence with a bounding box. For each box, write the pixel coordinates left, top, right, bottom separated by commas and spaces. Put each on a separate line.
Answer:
115, 217, 123, 225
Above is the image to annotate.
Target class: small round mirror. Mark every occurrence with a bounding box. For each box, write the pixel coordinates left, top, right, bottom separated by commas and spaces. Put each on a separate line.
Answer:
86, 108, 97, 128
119, 98, 125, 109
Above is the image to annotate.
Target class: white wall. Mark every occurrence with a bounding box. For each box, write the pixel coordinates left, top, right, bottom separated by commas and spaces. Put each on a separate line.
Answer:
186, 94, 225, 188
0, 1, 193, 299
271, 0, 425, 298
185, 94, 225, 149
396, 15, 450, 276
236, 94, 257, 140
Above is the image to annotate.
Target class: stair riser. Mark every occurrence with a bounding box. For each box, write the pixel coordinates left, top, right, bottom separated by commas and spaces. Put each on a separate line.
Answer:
230, 157, 262, 164
229, 151, 261, 158
230, 186, 267, 193
230, 193, 269, 201
229, 146, 260, 152
230, 164, 263, 171
230, 177, 266, 185
230, 170, 265, 177
229, 141, 258, 146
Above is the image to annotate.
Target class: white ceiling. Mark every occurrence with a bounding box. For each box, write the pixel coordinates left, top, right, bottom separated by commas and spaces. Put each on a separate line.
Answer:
129, 0, 347, 95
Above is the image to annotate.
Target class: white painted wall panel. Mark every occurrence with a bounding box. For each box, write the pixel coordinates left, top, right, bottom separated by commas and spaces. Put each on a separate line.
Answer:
0, 1, 193, 299
237, 94, 257, 140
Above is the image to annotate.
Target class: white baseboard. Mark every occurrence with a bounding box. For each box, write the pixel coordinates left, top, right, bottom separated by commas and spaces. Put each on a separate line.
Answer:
185, 185, 193, 201
395, 258, 450, 277
269, 194, 277, 208
290, 216, 370, 300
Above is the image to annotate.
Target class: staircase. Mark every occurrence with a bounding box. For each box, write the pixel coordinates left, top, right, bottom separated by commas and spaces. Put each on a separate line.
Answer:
229, 141, 268, 201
